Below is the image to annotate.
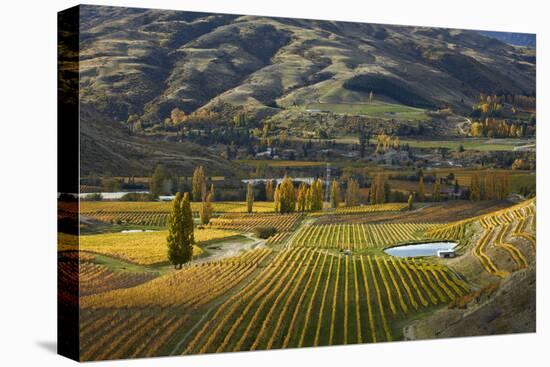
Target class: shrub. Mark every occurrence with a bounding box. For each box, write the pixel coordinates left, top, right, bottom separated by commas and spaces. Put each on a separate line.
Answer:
83, 193, 103, 201
253, 226, 277, 239
120, 192, 155, 201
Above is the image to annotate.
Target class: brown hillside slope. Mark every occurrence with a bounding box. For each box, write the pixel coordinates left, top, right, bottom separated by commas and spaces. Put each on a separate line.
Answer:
77, 5, 535, 124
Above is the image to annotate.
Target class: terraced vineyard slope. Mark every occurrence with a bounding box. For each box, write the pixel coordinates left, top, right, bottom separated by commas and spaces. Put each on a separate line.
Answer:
181, 248, 468, 353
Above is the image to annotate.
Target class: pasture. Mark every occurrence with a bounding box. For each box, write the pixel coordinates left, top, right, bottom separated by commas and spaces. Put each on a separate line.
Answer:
400, 138, 534, 152
305, 102, 429, 122
79, 229, 240, 265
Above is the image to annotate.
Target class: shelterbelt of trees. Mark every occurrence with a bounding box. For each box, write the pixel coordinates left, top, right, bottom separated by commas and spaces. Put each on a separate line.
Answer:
470, 118, 533, 138
148, 162, 515, 272
469, 94, 536, 138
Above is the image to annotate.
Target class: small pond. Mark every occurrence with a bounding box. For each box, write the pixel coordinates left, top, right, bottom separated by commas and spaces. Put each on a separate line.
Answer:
78, 191, 149, 200
384, 242, 457, 258
120, 229, 158, 233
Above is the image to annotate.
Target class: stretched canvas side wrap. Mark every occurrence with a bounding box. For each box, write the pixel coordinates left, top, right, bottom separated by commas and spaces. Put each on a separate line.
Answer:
57, 4, 536, 362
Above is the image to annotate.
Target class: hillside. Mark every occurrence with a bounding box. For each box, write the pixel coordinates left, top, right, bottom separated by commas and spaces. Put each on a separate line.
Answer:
405, 199, 536, 338
79, 105, 242, 177
478, 31, 536, 48
78, 5, 536, 126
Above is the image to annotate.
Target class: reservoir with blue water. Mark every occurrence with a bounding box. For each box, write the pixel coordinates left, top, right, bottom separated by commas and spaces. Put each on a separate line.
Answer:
384, 242, 457, 258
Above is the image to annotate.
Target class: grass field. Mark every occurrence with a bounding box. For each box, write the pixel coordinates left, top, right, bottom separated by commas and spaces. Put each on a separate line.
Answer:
400, 138, 534, 152
236, 160, 328, 168
305, 102, 429, 121
298, 135, 533, 152
79, 229, 240, 265
380, 168, 533, 193
423, 169, 535, 191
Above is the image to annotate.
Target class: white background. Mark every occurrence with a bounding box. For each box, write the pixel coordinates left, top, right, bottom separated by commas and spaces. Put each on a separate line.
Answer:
0, 0, 546, 365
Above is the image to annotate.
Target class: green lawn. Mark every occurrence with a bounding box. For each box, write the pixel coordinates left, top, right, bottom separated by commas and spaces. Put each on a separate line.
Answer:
400, 138, 534, 152
320, 136, 534, 152
305, 102, 429, 121
236, 159, 328, 168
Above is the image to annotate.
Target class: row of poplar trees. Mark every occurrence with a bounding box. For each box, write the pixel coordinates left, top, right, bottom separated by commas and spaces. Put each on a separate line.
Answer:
265, 175, 364, 213
370, 174, 415, 206
268, 176, 324, 214
192, 166, 215, 225
166, 192, 195, 269
330, 178, 361, 208
470, 172, 510, 201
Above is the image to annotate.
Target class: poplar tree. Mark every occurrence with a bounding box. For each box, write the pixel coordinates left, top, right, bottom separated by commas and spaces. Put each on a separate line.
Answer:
167, 193, 183, 269
380, 176, 387, 203
345, 178, 360, 207
407, 194, 414, 211
199, 192, 213, 225
180, 193, 195, 265
417, 176, 425, 202
330, 180, 341, 209
384, 181, 391, 203
500, 172, 510, 200
453, 180, 461, 199
279, 175, 296, 214
201, 180, 207, 202
273, 184, 281, 213
210, 183, 215, 201
265, 180, 274, 201
316, 178, 324, 209
370, 176, 378, 204
192, 166, 205, 202
246, 182, 254, 213
371, 174, 386, 204
433, 180, 441, 202
167, 193, 194, 269
309, 178, 323, 211
297, 182, 307, 212
484, 173, 495, 200
150, 165, 171, 198
305, 184, 313, 211
470, 174, 481, 201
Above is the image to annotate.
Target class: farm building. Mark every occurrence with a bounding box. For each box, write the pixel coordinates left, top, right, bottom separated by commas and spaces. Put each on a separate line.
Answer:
437, 249, 456, 258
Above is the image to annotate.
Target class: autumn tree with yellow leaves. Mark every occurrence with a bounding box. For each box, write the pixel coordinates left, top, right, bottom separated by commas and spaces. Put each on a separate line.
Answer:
330, 180, 341, 209
345, 178, 361, 207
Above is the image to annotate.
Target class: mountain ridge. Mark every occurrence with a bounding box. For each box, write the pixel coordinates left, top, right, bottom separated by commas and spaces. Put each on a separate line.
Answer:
78, 5, 536, 126
477, 31, 535, 47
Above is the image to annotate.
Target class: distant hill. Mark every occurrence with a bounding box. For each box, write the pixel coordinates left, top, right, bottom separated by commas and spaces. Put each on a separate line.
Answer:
68, 5, 536, 175
79, 105, 243, 178
477, 31, 536, 47
77, 5, 535, 126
